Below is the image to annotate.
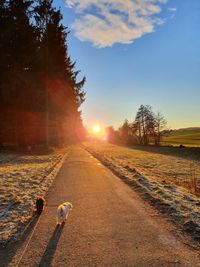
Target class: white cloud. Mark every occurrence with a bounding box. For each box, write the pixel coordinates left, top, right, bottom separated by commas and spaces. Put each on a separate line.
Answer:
66, 0, 168, 48
168, 7, 177, 12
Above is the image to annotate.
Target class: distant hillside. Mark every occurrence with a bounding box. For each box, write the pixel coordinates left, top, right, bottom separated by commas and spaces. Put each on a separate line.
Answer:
170, 127, 200, 136
162, 127, 200, 147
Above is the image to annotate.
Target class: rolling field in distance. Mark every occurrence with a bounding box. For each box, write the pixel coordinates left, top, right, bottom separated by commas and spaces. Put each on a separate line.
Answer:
162, 127, 200, 147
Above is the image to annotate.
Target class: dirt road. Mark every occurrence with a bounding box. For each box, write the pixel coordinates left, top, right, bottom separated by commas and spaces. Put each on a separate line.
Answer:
3, 146, 200, 266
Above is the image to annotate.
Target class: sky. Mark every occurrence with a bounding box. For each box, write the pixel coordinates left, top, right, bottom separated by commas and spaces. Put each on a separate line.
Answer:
53, 0, 200, 131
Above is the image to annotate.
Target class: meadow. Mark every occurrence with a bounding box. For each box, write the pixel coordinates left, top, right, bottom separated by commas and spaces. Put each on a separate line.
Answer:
162, 128, 200, 147
162, 133, 200, 147
0, 148, 69, 245
84, 141, 200, 190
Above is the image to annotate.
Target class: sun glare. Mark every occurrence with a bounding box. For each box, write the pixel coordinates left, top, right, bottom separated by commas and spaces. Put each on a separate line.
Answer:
90, 123, 106, 139
92, 124, 101, 133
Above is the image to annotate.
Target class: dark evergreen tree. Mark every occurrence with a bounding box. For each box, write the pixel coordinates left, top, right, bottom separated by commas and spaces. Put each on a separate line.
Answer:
0, 0, 86, 148
119, 119, 130, 144
34, 0, 85, 145
0, 0, 38, 146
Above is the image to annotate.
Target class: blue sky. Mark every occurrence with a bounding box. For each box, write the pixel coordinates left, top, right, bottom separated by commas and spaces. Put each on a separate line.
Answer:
54, 0, 200, 130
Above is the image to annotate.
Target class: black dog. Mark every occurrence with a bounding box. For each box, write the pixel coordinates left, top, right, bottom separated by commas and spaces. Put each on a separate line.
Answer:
36, 197, 45, 215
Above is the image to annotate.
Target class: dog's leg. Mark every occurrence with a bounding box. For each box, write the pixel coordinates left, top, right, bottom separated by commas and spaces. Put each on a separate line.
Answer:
64, 211, 69, 222
62, 214, 66, 223
57, 211, 62, 225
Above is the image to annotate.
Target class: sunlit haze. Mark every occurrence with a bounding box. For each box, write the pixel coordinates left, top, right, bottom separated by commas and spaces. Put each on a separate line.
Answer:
89, 124, 105, 138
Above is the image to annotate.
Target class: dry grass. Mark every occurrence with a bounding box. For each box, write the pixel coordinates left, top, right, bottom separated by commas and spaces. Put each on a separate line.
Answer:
0, 147, 69, 244
84, 142, 200, 193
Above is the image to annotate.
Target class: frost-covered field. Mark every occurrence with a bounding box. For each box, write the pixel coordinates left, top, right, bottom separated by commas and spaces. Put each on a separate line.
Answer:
85, 142, 200, 187
84, 142, 200, 242
0, 147, 69, 245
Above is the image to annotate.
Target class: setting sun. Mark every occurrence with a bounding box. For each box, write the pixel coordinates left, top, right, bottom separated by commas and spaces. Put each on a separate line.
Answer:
92, 124, 101, 133
89, 124, 106, 139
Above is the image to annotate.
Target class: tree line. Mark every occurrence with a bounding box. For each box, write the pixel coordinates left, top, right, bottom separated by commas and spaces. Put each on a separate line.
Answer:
0, 0, 86, 148
106, 105, 168, 146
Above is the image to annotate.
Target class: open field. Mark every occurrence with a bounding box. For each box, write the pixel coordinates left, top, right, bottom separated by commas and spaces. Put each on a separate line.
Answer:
162, 133, 200, 147
162, 127, 200, 147
0, 147, 69, 245
84, 141, 200, 241
84, 142, 200, 189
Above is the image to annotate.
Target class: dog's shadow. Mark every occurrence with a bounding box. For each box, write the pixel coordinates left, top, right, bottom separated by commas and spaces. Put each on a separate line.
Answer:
38, 224, 65, 267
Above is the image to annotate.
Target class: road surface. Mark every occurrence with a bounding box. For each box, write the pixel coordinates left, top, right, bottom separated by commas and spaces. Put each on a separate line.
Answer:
4, 146, 200, 266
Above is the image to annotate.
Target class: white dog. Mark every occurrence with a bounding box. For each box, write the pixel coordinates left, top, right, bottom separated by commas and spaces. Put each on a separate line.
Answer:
57, 202, 73, 224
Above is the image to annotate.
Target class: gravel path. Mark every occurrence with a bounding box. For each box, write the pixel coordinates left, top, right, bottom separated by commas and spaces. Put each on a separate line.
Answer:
2, 145, 200, 267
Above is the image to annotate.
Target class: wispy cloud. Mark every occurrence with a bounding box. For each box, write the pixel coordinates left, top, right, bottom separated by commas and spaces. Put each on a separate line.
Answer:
168, 7, 177, 12
66, 0, 168, 48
